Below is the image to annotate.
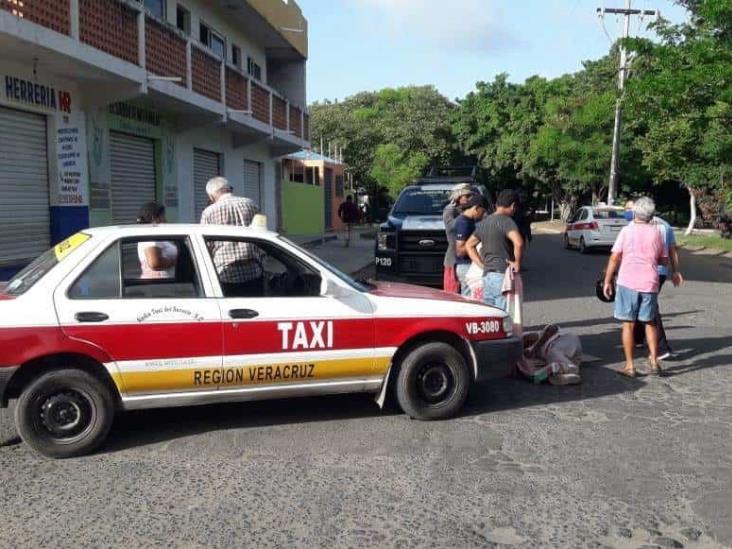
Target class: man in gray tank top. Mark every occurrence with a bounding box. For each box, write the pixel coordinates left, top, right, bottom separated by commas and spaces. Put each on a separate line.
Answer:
465, 189, 525, 310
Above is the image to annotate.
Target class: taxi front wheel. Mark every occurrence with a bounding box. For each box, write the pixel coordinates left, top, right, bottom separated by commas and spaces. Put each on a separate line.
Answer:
396, 342, 470, 420
15, 369, 115, 459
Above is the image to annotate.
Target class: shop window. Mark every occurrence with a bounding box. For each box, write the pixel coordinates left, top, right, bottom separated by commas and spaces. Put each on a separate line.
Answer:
307, 167, 319, 186
176, 5, 191, 34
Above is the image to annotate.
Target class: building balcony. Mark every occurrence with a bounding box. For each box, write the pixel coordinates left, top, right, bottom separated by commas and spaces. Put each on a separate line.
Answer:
0, 0, 309, 154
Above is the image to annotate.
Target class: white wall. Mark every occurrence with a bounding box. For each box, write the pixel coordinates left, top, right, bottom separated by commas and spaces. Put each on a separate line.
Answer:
176, 125, 276, 228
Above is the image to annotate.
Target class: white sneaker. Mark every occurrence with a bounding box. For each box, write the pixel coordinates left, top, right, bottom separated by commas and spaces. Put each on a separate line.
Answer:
658, 351, 674, 360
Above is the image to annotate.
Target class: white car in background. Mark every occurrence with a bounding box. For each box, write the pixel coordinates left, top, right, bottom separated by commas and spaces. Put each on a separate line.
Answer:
564, 206, 628, 253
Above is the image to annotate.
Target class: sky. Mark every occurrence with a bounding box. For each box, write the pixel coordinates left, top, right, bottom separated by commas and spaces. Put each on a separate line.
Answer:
298, 0, 690, 104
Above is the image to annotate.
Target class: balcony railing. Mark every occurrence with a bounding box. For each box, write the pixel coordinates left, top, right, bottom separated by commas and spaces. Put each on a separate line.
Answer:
0, 0, 309, 142
145, 16, 187, 87
80, 0, 138, 65
1, 0, 70, 35
272, 95, 287, 131
191, 43, 221, 102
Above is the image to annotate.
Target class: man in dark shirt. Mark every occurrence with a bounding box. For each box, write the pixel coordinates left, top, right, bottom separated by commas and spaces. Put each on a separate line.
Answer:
442, 184, 473, 293
466, 189, 525, 310
454, 194, 489, 296
338, 194, 361, 247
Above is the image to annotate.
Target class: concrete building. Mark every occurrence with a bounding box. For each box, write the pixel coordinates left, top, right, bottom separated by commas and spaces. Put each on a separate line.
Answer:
281, 151, 348, 238
0, 0, 309, 276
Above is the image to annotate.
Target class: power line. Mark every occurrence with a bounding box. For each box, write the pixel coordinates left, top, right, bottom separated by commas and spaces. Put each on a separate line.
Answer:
597, 0, 658, 206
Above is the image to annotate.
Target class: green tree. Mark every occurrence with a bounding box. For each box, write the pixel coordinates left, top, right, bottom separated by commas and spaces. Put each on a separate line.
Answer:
370, 144, 429, 197
310, 86, 458, 196
624, 0, 732, 232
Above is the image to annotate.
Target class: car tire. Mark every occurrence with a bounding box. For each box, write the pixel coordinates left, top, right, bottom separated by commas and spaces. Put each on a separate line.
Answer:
15, 369, 115, 459
579, 237, 588, 254
564, 234, 571, 249
396, 342, 470, 420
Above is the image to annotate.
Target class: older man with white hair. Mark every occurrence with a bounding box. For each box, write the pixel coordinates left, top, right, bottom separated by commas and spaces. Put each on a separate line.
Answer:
200, 176, 261, 296
603, 197, 668, 377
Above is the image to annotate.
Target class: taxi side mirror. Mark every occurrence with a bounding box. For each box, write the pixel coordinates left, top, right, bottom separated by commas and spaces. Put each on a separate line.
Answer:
322, 278, 352, 299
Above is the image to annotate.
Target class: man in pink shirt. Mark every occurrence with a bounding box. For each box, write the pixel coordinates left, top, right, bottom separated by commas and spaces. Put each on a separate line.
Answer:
603, 197, 668, 377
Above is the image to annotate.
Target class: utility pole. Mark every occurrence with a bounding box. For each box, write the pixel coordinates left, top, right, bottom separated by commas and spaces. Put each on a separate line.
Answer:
598, 0, 657, 205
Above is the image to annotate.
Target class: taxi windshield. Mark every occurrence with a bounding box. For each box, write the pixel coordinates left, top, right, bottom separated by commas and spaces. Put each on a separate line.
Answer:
4, 232, 91, 296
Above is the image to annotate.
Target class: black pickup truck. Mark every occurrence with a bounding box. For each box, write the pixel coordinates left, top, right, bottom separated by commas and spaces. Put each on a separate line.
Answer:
374, 170, 489, 287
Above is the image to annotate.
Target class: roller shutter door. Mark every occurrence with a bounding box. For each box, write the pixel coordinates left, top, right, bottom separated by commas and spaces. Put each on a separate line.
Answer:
0, 107, 50, 265
110, 132, 156, 225
193, 149, 221, 221
243, 160, 262, 210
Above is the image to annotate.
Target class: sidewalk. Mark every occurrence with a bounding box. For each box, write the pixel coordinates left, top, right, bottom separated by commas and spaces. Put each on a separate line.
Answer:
533, 220, 565, 234
297, 227, 374, 275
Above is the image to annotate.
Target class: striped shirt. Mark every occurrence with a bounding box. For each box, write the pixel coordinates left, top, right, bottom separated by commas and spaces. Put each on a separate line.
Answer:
200, 193, 261, 283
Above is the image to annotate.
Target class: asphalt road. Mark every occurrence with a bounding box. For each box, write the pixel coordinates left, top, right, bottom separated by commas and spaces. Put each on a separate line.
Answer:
1, 234, 731, 548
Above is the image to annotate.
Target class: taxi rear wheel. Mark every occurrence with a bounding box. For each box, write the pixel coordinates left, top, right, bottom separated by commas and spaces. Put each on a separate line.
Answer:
396, 342, 470, 420
15, 369, 115, 459
579, 237, 588, 254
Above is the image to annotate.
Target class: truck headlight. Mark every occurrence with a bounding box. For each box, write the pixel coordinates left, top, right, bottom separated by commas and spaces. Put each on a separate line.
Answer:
502, 316, 513, 335
377, 232, 394, 251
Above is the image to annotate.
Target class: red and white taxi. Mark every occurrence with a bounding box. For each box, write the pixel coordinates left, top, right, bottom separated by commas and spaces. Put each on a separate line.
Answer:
564, 205, 628, 253
0, 224, 521, 458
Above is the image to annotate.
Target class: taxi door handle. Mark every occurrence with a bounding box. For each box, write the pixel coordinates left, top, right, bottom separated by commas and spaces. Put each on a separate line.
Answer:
75, 312, 109, 323
229, 309, 259, 319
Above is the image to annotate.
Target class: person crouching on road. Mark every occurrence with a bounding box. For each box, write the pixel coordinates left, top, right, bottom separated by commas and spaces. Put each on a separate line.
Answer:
454, 194, 489, 296
603, 197, 668, 377
443, 184, 473, 293
465, 189, 524, 310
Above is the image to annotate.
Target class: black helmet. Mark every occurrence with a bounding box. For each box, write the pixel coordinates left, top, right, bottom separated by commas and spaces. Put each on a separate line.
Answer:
596, 272, 615, 303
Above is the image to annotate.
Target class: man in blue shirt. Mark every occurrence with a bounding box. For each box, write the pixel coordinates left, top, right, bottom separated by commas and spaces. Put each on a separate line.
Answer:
454, 194, 489, 296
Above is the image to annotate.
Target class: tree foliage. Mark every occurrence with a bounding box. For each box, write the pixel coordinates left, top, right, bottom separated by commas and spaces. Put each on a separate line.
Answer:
624, 0, 732, 227
370, 144, 429, 197
309, 86, 457, 196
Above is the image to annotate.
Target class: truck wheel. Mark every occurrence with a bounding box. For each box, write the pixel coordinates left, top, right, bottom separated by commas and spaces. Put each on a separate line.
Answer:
15, 369, 115, 459
396, 342, 470, 420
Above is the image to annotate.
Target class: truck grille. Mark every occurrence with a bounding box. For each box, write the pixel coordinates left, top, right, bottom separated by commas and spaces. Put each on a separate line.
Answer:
398, 255, 444, 274
398, 231, 448, 253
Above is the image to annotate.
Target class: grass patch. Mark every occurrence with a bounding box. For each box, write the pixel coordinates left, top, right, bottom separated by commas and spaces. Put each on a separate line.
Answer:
677, 233, 732, 253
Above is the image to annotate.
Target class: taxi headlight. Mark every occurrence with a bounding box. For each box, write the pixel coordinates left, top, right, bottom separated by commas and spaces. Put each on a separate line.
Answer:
502, 315, 513, 335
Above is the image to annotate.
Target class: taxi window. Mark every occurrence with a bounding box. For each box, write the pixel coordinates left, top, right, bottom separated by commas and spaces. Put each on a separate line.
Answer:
68, 237, 203, 299
593, 209, 624, 219
5, 232, 91, 296
204, 237, 321, 298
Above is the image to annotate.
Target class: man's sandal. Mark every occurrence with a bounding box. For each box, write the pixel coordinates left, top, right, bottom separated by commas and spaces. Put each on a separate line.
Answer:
616, 367, 637, 378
